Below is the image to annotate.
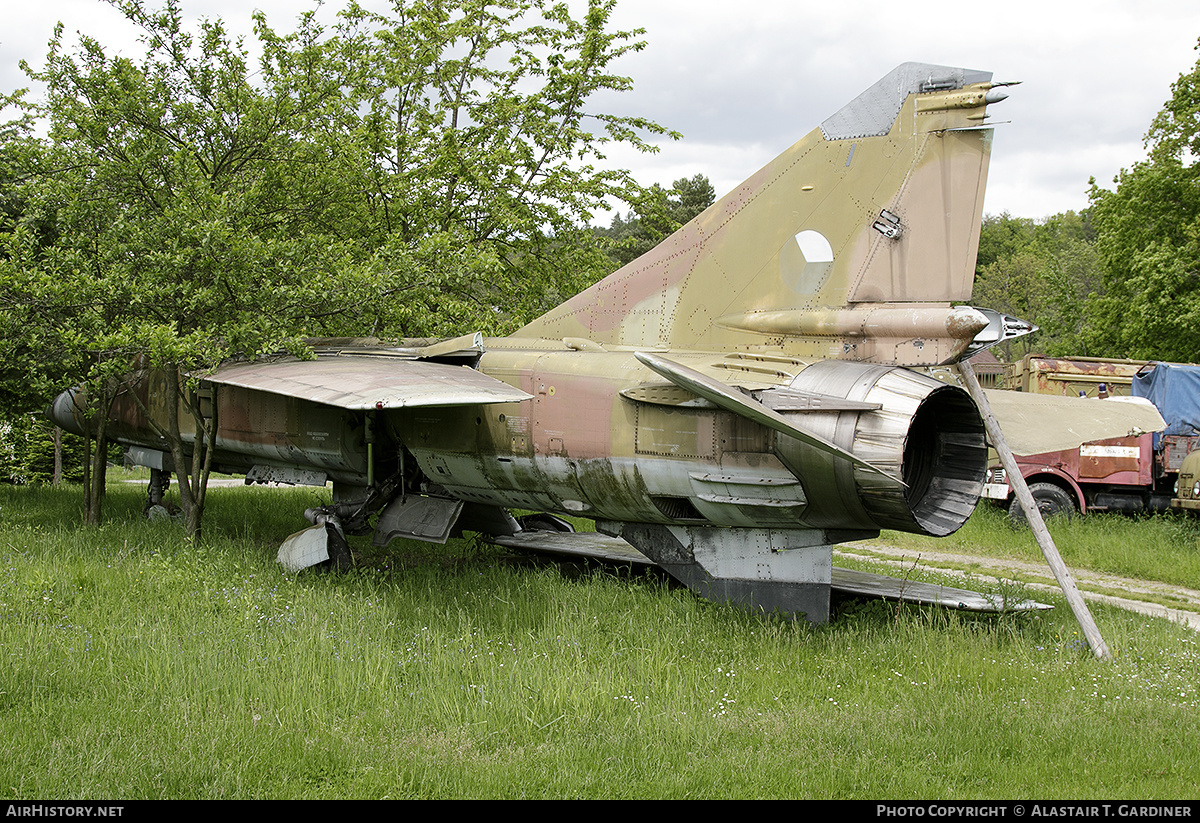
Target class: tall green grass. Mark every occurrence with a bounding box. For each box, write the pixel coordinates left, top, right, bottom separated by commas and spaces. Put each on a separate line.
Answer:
877, 502, 1200, 589
1, 480, 1198, 798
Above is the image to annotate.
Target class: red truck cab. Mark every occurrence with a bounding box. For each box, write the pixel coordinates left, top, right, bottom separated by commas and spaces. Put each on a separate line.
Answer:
983, 357, 1200, 521
982, 431, 1192, 519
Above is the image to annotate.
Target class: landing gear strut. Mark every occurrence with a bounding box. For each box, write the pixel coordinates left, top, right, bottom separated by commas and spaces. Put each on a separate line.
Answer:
143, 469, 181, 520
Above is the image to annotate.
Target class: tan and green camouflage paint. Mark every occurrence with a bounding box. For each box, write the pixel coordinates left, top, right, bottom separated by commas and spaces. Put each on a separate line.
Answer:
515, 66, 998, 366
54, 65, 1002, 542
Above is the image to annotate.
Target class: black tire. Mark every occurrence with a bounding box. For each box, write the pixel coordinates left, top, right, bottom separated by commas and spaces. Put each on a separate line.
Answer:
1008, 482, 1076, 526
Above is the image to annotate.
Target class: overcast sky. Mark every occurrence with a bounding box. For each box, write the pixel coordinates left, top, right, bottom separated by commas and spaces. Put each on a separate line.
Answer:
4, 0, 1200, 220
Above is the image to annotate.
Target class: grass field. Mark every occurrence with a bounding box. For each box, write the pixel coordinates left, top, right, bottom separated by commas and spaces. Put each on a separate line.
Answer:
876, 501, 1200, 591
1, 478, 1198, 799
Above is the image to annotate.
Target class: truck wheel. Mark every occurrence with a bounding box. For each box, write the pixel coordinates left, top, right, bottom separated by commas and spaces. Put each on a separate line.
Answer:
1008, 482, 1076, 526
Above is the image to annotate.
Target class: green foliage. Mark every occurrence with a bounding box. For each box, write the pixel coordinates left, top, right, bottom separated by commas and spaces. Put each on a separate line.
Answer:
4, 0, 679, 385
972, 211, 1103, 358
0, 416, 87, 484
11, 0, 385, 528
595, 173, 715, 268
0, 93, 73, 417
1086, 37, 1200, 362
1147, 41, 1200, 166
23, 0, 368, 373
0, 90, 51, 252
291, 0, 680, 334
1088, 158, 1200, 361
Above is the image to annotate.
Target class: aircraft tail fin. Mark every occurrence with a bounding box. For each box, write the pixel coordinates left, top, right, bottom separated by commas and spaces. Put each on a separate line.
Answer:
515, 63, 1008, 366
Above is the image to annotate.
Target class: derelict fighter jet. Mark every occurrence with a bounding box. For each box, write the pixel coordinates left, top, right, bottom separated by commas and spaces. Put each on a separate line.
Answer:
49, 63, 1162, 622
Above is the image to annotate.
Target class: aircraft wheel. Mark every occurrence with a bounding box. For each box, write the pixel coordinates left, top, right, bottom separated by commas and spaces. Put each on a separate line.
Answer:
145, 504, 171, 521
143, 502, 182, 521
324, 522, 353, 572
1009, 482, 1075, 526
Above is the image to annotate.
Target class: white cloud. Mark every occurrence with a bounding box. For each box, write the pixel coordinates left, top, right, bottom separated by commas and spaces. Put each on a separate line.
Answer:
5, 0, 1200, 219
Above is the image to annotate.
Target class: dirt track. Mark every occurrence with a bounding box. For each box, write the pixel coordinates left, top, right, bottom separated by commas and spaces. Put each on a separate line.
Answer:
837, 541, 1200, 632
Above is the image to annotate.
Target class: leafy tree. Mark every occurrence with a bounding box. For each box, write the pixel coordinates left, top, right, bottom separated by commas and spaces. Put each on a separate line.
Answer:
285, 0, 680, 334
0, 93, 91, 489
972, 211, 1103, 359
975, 212, 1036, 272
0, 93, 60, 409
1086, 37, 1200, 362
16, 0, 379, 533
595, 173, 715, 267
9, 0, 675, 535
0, 414, 87, 485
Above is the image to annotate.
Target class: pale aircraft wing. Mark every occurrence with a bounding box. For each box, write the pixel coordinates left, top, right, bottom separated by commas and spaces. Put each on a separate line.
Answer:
984, 390, 1165, 455
205, 355, 531, 409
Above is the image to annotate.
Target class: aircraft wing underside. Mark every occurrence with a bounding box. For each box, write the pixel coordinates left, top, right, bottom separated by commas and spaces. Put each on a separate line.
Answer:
204, 355, 532, 409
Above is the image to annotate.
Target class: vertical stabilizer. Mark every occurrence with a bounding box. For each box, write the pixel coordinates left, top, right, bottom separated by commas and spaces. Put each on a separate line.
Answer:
515, 63, 1007, 366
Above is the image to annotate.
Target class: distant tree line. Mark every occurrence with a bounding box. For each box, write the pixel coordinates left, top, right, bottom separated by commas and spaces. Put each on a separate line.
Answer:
593, 173, 715, 266
976, 37, 1200, 365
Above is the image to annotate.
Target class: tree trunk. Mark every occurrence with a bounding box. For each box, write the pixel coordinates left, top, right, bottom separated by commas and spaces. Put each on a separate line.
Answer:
85, 433, 107, 527
52, 427, 62, 486
81, 392, 113, 527
162, 364, 214, 543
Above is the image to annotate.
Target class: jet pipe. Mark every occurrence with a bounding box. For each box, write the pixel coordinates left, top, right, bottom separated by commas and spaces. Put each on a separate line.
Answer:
779, 360, 988, 537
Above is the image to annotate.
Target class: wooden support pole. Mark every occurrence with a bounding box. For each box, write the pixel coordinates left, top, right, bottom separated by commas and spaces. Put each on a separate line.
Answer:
959, 360, 1111, 660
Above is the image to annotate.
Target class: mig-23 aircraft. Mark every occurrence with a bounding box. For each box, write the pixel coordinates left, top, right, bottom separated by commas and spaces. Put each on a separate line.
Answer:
49, 63, 1164, 622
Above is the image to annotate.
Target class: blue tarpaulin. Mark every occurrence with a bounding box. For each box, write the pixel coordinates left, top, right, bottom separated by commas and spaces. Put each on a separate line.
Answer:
1131, 363, 1200, 441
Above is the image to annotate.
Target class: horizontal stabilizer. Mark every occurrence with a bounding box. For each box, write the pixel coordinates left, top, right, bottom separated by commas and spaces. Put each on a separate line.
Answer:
620, 383, 881, 412
983, 390, 1165, 455
206, 355, 531, 409
635, 351, 901, 483
491, 530, 1050, 613
826, 567, 1052, 613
